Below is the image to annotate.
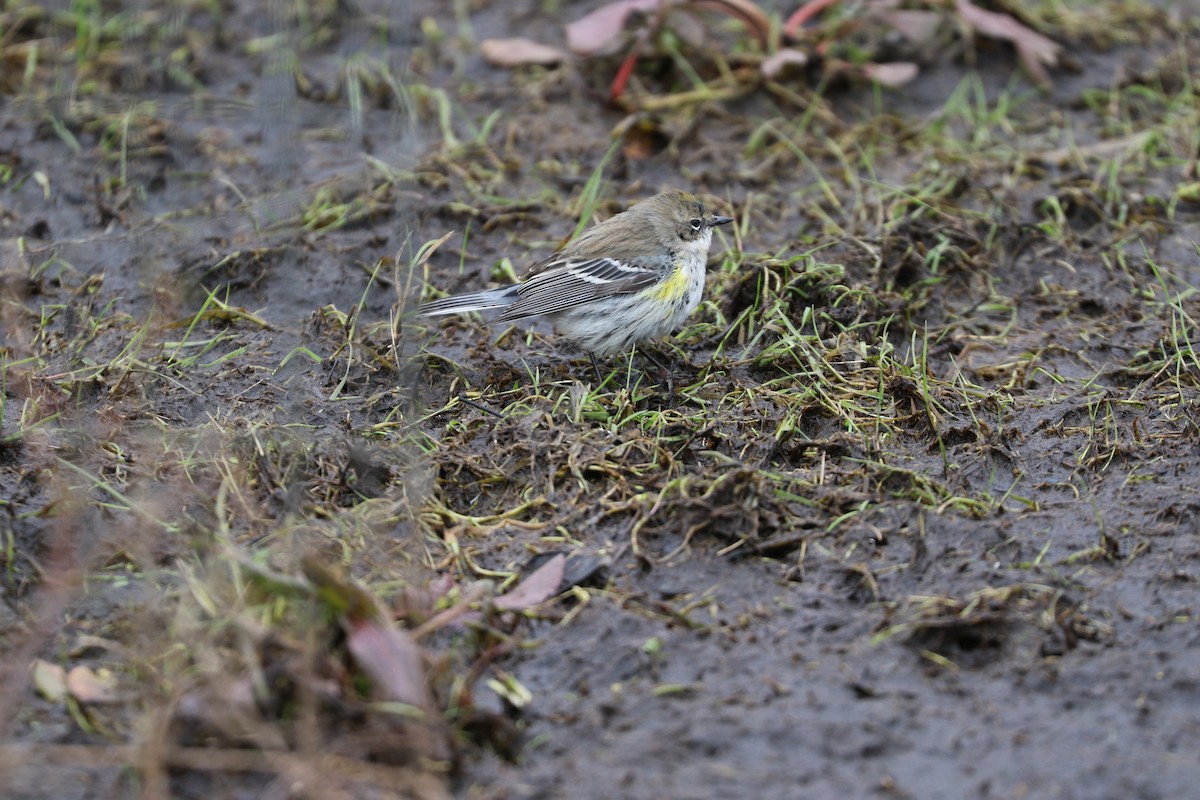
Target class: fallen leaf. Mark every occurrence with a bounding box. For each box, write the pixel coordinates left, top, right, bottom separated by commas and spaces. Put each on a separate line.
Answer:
480, 38, 568, 67
66, 665, 119, 704
955, 0, 1061, 87
761, 47, 809, 80
346, 617, 435, 714
429, 572, 456, 598
878, 9, 943, 48
566, 0, 662, 57
494, 553, 566, 611
304, 557, 437, 715
32, 659, 67, 703
862, 61, 920, 87
666, 7, 707, 49
303, 558, 450, 762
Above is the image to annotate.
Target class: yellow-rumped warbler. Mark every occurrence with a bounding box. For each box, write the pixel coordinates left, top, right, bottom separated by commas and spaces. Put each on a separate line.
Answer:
416, 189, 733, 359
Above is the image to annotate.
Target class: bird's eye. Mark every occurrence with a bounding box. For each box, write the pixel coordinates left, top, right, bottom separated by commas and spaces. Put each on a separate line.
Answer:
689, 218, 703, 231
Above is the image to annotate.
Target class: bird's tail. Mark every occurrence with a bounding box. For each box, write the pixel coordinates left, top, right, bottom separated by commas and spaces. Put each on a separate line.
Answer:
416, 287, 515, 318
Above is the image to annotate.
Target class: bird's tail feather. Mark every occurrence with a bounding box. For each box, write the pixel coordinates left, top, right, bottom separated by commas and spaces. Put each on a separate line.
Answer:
416, 288, 514, 317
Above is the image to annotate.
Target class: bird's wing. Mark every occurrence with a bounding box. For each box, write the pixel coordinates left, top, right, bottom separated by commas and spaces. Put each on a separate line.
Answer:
494, 256, 662, 321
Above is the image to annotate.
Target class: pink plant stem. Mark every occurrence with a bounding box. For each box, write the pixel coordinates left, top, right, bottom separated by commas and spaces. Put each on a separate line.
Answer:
784, 0, 842, 37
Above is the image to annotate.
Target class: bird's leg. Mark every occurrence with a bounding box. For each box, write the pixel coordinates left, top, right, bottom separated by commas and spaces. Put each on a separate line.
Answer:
636, 346, 674, 394
458, 394, 506, 419
589, 351, 603, 383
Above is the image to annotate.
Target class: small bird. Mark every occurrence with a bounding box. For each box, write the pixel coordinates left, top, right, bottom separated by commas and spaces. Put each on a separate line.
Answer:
416, 189, 733, 362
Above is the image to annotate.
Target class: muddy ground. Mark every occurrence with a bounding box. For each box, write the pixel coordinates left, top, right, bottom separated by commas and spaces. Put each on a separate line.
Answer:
1, 1, 1199, 798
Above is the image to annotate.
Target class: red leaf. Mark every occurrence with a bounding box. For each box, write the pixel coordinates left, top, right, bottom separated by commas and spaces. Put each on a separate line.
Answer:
494, 554, 567, 611
346, 617, 435, 714
955, 0, 1061, 87
566, 0, 663, 57
877, 9, 942, 48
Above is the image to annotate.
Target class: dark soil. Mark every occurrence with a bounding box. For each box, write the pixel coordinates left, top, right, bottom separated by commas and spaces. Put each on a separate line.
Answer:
2, 1, 1198, 799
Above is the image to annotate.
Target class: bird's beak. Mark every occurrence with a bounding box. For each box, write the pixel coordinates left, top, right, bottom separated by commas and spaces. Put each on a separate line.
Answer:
711, 215, 734, 227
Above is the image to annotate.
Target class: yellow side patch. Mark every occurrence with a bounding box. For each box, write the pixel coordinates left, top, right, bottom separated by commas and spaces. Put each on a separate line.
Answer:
646, 263, 687, 303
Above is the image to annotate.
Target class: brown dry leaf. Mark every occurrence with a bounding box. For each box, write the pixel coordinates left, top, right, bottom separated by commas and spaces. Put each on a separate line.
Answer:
345, 617, 435, 714
667, 8, 708, 49
66, 665, 119, 704
761, 47, 809, 80
493, 554, 566, 611
878, 9, 942, 48
480, 38, 568, 67
862, 61, 920, 87
32, 659, 67, 703
955, 0, 1061, 87
303, 556, 436, 715
566, 0, 662, 57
